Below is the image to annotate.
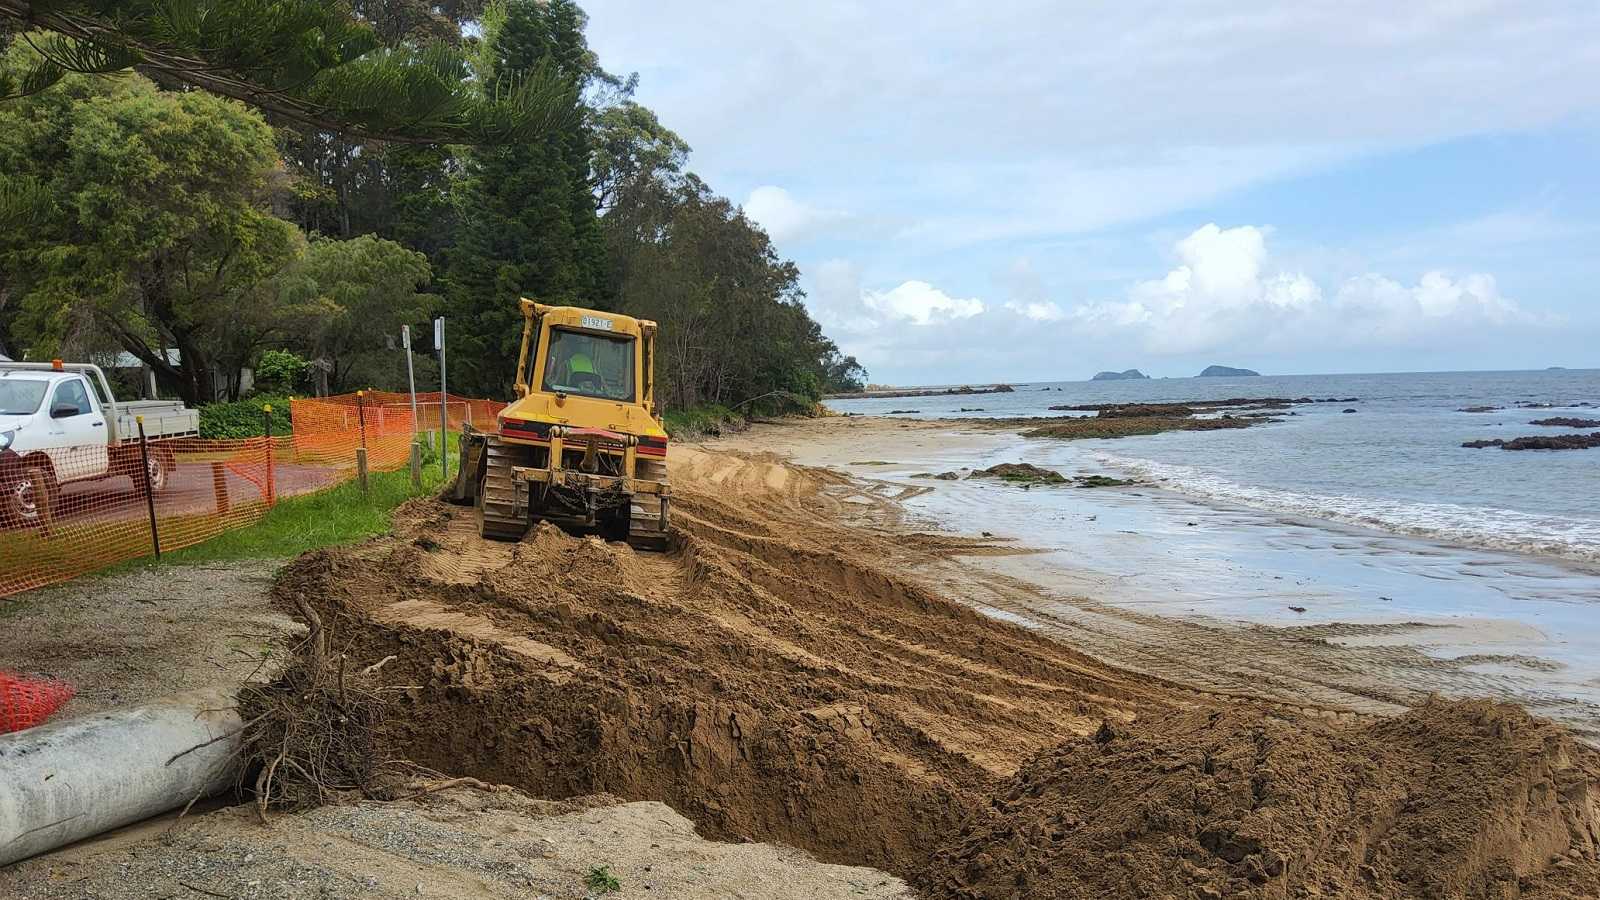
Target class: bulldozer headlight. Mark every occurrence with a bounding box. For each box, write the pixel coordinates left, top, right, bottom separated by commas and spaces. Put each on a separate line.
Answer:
0, 430, 13, 453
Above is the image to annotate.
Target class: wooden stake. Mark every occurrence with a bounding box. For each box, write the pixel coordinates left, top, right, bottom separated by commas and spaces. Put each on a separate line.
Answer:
210, 461, 229, 515
356, 447, 369, 495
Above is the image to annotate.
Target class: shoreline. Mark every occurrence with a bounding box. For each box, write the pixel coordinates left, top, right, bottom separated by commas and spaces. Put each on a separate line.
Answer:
708, 414, 1600, 741
6, 414, 1599, 897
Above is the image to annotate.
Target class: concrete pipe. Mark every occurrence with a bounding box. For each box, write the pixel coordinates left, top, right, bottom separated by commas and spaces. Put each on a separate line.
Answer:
0, 689, 244, 867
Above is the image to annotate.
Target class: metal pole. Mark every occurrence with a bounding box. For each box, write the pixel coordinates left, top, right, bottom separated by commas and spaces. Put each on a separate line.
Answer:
403, 324, 419, 437
436, 317, 447, 481
135, 417, 160, 559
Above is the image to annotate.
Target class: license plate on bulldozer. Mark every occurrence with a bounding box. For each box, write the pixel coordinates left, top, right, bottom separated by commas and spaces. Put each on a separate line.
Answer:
580, 315, 613, 331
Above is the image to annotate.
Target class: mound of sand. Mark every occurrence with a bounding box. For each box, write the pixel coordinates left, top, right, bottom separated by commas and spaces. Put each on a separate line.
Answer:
272, 448, 1177, 875
925, 702, 1600, 899
263, 447, 1600, 898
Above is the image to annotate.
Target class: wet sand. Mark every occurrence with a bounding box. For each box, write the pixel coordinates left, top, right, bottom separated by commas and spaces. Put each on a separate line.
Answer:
711, 415, 1600, 741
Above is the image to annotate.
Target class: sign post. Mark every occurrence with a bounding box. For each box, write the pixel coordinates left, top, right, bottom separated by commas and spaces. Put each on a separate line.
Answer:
402, 324, 419, 437
435, 317, 447, 481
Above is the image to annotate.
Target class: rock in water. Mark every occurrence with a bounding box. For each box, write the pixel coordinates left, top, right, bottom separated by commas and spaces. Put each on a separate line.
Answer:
1090, 369, 1149, 381
1198, 365, 1260, 377
969, 463, 1068, 484
1463, 432, 1600, 450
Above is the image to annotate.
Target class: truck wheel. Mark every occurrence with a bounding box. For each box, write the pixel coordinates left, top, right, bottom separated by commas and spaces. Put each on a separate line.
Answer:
5, 464, 58, 529
142, 450, 170, 494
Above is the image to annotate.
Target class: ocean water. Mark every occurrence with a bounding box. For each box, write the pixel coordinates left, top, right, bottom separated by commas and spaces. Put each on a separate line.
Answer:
831, 369, 1600, 563
824, 370, 1600, 734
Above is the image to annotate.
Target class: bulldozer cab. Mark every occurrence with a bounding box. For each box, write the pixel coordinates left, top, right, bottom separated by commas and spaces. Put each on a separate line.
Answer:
514, 300, 658, 422
539, 327, 634, 401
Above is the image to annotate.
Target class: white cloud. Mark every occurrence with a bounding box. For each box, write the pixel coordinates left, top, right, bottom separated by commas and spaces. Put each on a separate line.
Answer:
1004, 301, 1067, 322
862, 281, 985, 326
590, 1, 1600, 247
742, 186, 848, 244
1069, 224, 1543, 354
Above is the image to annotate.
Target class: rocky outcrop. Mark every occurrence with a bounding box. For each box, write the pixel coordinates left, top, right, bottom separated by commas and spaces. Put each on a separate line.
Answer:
967, 463, 1141, 488
1048, 398, 1313, 415
1530, 417, 1600, 428
1198, 365, 1260, 377
826, 384, 1015, 400
1463, 432, 1600, 450
1024, 415, 1259, 440
970, 463, 1068, 484
1091, 369, 1149, 381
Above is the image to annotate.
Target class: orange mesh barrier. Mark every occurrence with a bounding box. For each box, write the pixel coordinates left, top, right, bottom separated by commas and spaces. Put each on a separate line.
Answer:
0, 671, 76, 733
0, 390, 504, 598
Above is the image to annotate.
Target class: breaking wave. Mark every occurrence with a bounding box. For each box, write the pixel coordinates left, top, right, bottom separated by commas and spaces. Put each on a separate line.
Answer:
1096, 452, 1600, 564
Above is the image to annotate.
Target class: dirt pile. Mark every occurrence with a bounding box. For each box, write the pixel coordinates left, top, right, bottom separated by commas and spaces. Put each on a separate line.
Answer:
924, 701, 1600, 899
264, 447, 1600, 898
268, 448, 1178, 875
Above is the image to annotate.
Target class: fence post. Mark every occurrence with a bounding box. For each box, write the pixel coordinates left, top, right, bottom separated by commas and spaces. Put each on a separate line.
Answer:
135, 417, 160, 559
356, 447, 369, 496
263, 404, 276, 507
211, 461, 230, 516
356, 390, 368, 450
410, 440, 422, 490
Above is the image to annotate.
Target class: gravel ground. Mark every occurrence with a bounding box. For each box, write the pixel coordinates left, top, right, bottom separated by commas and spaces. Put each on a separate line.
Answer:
0, 560, 297, 716
1, 788, 913, 899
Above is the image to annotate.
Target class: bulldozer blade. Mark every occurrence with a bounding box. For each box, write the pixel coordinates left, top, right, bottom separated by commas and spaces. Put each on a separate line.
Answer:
447, 427, 486, 505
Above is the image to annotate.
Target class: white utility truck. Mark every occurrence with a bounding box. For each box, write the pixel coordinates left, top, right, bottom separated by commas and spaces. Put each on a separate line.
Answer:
0, 361, 199, 525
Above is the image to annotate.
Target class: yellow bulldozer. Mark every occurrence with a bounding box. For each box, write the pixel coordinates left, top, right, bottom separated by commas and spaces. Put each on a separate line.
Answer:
451, 299, 670, 550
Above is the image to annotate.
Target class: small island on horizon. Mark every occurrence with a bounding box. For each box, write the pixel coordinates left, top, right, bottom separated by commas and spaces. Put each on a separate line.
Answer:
1091, 369, 1150, 381
1199, 365, 1261, 377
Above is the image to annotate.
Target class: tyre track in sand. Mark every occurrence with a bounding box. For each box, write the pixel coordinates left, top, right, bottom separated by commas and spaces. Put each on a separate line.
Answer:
267, 444, 1600, 898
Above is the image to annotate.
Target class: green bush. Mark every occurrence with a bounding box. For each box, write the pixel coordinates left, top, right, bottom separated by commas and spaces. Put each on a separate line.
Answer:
583, 866, 621, 894
198, 395, 294, 438
661, 404, 743, 439
255, 350, 309, 393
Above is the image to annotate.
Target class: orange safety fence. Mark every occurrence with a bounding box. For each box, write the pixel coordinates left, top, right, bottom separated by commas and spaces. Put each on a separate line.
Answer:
0, 671, 76, 733
0, 390, 507, 598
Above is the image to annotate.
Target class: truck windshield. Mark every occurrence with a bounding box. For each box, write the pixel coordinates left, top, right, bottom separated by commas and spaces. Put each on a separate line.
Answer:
541, 328, 635, 402
0, 380, 47, 415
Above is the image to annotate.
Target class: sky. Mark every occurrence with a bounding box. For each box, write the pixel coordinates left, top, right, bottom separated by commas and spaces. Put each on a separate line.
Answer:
582, 1, 1600, 384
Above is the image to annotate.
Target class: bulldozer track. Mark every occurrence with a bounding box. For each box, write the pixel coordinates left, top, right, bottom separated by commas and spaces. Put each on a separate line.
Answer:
477, 439, 530, 541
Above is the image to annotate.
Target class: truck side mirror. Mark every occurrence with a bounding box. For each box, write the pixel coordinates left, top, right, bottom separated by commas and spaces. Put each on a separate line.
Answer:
50, 403, 78, 419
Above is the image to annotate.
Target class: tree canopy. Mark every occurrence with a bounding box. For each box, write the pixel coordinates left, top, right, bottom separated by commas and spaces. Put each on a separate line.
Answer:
0, 0, 568, 143
278, 234, 434, 395
0, 0, 867, 410
0, 60, 298, 402
441, 0, 604, 396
